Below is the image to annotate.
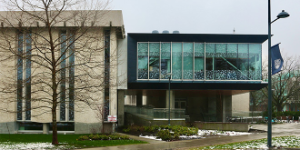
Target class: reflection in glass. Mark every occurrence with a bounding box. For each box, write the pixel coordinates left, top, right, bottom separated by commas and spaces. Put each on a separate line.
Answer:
206, 44, 215, 80
149, 43, 160, 79
238, 44, 249, 80
172, 43, 182, 79
161, 43, 171, 79
194, 43, 204, 79
136, 42, 262, 81
249, 44, 262, 80
138, 43, 148, 79
183, 43, 193, 79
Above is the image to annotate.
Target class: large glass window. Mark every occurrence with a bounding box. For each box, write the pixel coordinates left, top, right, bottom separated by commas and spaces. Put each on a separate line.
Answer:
227, 44, 238, 80
214, 44, 227, 80
136, 42, 262, 81
172, 43, 182, 79
194, 43, 204, 79
238, 44, 249, 80
183, 43, 193, 79
161, 43, 171, 79
137, 43, 148, 79
206, 44, 215, 80
149, 43, 160, 79
249, 44, 262, 80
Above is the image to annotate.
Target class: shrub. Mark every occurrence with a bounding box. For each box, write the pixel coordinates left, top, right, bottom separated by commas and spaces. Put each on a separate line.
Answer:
99, 135, 109, 140
122, 127, 131, 133
77, 135, 89, 141
110, 134, 120, 140
157, 130, 171, 141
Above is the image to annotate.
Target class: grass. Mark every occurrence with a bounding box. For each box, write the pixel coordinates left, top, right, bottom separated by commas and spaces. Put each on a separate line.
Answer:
192, 136, 300, 149
0, 134, 147, 149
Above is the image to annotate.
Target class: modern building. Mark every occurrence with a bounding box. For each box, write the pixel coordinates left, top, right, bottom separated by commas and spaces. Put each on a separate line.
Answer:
116, 32, 268, 126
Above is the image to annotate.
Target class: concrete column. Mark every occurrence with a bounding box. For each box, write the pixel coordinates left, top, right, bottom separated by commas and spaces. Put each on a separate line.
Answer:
166, 90, 175, 108
142, 90, 147, 106
117, 90, 125, 126
223, 96, 232, 122
216, 95, 223, 122
43, 123, 49, 134
136, 91, 143, 107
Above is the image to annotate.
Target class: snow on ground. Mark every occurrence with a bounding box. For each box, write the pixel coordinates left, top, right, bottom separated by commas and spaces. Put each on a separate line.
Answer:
139, 129, 251, 141
202, 136, 300, 149
0, 142, 70, 150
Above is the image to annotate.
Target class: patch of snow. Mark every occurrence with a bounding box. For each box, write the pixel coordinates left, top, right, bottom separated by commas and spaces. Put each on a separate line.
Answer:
138, 129, 250, 141
0, 142, 71, 150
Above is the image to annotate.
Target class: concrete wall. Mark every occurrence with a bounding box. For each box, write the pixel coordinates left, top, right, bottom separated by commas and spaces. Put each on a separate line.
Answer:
232, 93, 250, 116
193, 122, 249, 132
0, 26, 122, 134
117, 38, 127, 90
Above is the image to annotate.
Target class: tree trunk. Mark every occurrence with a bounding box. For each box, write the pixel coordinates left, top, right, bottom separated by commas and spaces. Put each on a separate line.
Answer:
52, 88, 58, 145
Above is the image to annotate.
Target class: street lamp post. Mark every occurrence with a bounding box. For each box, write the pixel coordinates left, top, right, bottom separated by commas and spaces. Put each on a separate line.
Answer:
167, 73, 172, 126
268, 1, 289, 147
168, 75, 171, 126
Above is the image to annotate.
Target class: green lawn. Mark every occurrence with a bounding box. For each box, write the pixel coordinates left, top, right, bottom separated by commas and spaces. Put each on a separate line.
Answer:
0, 134, 147, 149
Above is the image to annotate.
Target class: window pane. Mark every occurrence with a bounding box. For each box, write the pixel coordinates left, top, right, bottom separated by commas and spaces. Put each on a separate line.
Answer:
138, 43, 148, 79
214, 44, 227, 80
60, 31, 66, 121
238, 44, 249, 80
183, 43, 193, 79
161, 43, 171, 79
25, 33, 31, 120
17, 33, 23, 120
206, 44, 215, 80
194, 43, 204, 80
249, 44, 262, 80
149, 43, 160, 79
227, 44, 238, 80
172, 43, 182, 79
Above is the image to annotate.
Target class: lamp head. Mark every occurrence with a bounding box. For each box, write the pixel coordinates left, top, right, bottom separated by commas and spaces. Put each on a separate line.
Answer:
277, 10, 290, 18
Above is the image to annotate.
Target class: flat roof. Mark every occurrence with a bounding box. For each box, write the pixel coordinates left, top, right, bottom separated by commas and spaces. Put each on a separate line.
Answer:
128, 33, 268, 43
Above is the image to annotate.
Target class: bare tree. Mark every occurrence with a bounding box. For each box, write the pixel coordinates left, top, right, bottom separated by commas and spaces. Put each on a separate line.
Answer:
261, 55, 300, 112
0, 0, 114, 145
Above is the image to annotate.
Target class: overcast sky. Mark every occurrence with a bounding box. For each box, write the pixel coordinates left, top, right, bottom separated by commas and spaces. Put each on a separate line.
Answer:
110, 0, 300, 58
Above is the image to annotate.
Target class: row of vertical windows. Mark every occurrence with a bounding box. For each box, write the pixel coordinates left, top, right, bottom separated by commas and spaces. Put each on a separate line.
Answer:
60, 31, 74, 121
17, 32, 32, 120
137, 42, 262, 80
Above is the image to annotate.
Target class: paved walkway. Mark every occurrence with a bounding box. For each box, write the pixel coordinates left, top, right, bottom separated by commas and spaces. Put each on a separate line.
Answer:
80, 123, 300, 150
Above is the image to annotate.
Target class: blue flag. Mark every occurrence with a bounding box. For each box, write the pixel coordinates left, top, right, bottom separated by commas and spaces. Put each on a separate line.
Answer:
271, 44, 284, 75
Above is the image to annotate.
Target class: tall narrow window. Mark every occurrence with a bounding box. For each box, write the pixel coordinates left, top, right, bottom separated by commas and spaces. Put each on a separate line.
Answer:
172, 43, 182, 79
60, 31, 67, 121
206, 44, 215, 80
149, 43, 160, 79
238, 44, 249, 80
104, 30, 110, 121
60, 31, 75, 121
137, 43, 148, 79
69, 33, 75, 121
183, 43, 193, 79
17, 33, 23, 120
161, 43, 171, 79
17, 32, 31, 121
194, 43, 204, 80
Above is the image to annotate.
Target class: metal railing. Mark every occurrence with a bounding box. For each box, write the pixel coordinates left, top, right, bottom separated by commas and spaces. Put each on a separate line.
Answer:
124, 106, 186, 120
